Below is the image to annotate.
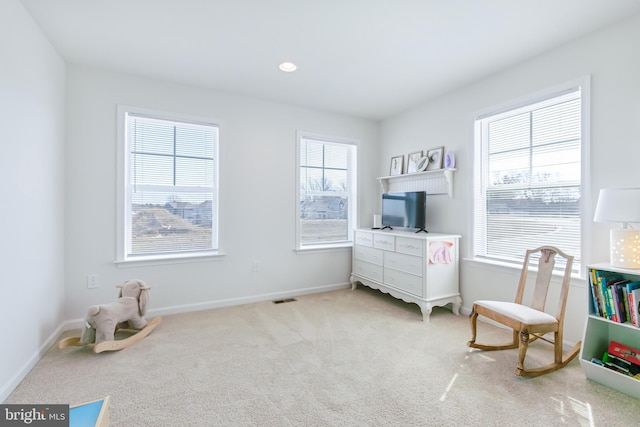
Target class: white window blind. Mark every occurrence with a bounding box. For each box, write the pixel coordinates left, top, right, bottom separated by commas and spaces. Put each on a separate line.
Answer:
124, 112, 218, 258
474, 88, 582, 272
298, 136, 357, 247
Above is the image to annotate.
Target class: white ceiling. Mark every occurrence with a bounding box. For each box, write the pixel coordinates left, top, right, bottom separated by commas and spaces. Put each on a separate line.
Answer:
20, 0, 640, 120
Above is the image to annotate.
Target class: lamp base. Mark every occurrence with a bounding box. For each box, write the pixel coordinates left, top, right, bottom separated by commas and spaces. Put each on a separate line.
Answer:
610, 228, 640, 269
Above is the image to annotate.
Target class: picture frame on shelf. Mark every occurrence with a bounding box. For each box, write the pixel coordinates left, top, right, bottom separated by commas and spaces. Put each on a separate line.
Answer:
390, 155, 404, 176
416, 156, 429, 172
406, 150, 423, 173
444, 151, 456, 169
425, 146, 444, 171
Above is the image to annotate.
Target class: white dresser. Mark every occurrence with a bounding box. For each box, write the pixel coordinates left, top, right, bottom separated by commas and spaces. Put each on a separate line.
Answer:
350, 228, 461, 322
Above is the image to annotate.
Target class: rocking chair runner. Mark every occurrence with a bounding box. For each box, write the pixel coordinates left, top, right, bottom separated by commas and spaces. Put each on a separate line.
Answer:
467, 245, 581, 377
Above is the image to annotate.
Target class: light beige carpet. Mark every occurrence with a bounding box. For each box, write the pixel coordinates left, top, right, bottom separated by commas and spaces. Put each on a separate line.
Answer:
5, 287, 638, 426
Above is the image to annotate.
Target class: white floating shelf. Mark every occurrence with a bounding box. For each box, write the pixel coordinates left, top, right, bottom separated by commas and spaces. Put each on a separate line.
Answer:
378, 168, 456, 198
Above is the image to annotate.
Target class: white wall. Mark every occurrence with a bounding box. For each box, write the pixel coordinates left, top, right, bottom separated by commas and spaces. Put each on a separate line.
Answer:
0, 0, 66, 402
64, 66, 379, 321
380, 13, 640, 344
6, 0, 640, 402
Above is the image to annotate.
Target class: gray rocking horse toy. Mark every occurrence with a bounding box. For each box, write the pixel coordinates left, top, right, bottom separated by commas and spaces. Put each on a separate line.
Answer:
58, 280, 162, 353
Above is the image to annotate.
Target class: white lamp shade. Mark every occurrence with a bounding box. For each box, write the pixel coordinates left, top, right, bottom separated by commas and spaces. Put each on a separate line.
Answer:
594, 188, 640, 225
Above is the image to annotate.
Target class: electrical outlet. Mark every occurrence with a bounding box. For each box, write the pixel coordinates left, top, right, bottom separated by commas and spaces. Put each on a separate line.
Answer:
87, 274, 99, 289
252, 260, 261, 272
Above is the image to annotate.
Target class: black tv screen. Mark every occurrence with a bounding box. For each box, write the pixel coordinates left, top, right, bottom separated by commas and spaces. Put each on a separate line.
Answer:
381, 191, 427, 232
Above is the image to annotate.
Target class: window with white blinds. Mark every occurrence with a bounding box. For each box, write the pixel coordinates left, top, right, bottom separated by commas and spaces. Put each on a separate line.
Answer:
119, 108, 219, 260
473, 88, 582, 273
297, 134, 357, 248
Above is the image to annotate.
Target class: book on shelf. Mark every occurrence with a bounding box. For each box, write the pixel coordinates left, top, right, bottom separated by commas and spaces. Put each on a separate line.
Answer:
608, 341, 640, 367
611, 279, 630, 323
607, 277, 630, 322
590, 270, 617, 318
622, 283, 631, 323
605, 353, 640, 375
629, 287, 640, 327
596, 352, 640, 380
589, 269, 605, 317
591, 270, 622, 320
589, 268, 640, 325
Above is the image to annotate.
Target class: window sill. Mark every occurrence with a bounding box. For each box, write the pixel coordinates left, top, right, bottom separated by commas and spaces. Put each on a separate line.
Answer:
463, 256, 586, 284
115, 251, 226, 268
295, 243, 353, 254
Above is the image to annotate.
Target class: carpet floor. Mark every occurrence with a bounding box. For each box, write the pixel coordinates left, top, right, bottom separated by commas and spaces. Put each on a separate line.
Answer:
5, 287, 639, 426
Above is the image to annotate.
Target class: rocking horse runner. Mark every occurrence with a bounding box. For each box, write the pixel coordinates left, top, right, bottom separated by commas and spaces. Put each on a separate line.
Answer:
59, 280, 162, 353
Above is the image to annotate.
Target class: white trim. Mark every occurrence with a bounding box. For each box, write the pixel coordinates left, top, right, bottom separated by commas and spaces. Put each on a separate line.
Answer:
295, 131, 359, 251
297, 130, 360, 147
578, 75, 592, 273
462, 256, 587, 284
0, 322, 67, 402
50, 283, 351, 332
473, 77, 589, 121
116, 105, 221, 263
470, 76, 590, 277
114, 251, 226, 268
1, 283, 349, 401
294, 244, 353, 254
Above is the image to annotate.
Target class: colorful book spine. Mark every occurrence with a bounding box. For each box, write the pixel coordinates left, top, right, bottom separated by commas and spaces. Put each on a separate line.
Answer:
604, 276, 623, 322
612, 280, 629, 323
594, 271, 620, 319
630, 288, 640, 327
589, 269, 604, 317
622, 287, 630, 323
624, 281, 640, 325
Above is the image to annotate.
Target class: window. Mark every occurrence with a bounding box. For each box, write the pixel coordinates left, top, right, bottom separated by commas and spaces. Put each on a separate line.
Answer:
297, 133, 357, 249
118, 106, 219, 262
474, 85, 585, 273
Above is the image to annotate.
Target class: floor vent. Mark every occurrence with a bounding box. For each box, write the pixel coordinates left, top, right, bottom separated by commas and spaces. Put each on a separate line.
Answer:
273, 298, 297, 304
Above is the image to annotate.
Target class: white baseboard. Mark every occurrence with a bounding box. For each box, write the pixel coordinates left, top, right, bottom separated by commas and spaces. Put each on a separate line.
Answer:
150, 282, 351, 318
0, 282, 362, 402
62, 282, 351, 330
0, 322, 68, 403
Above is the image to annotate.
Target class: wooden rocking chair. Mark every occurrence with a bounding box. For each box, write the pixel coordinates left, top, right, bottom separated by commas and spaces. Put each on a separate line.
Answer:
467, 246, 581, 377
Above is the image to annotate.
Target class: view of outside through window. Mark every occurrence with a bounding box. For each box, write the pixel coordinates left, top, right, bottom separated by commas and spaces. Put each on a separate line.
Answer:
299, 139, 352, 245
127, 115, 217, 256
476, 90, 581, 271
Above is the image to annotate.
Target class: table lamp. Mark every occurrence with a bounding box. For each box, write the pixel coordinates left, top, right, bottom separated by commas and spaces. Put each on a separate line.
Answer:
594, 188, 640, 269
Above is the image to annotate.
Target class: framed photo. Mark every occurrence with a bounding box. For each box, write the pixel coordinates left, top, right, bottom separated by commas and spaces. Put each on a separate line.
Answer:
406, 150, 423, 173
444, 151, 456, 169
390, 155, 404, 175
425, 146, 444, 171
416, 156, 429, 172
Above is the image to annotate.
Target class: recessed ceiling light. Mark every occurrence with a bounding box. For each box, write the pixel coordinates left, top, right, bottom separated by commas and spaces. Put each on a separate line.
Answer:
279, 61, 297, 72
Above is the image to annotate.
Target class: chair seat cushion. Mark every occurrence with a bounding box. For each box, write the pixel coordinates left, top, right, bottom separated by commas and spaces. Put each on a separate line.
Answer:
474, 300, 558, 325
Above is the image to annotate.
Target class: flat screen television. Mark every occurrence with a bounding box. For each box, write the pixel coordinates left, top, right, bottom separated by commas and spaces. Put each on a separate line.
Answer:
381, 191, 427, 232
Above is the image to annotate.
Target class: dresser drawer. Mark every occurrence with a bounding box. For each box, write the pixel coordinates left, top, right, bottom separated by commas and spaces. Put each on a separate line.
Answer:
353, 260, 383, 282
384, 252, 422, 276
373, 234, 395, 251
354, 245, 383, 265
384, 268, 423, 297
354, 231, 373, 247
395, 237, 423, 257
